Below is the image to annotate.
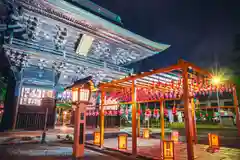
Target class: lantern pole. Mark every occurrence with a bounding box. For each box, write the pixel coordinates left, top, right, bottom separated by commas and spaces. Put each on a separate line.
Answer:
131, 80, 137, 156
182, 63, 195, 160
191, 98, 197, 144
160, 100, 165, 140
233, 87, 240, 136
137, 103, 141, 137
100, 91, 105, 148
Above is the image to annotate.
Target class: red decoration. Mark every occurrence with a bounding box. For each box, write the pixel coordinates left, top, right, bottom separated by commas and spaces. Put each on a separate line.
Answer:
145, 108, 152, 117
95, 111, 99, 116
113, 110, 118, 116
172, 106, 176, 115
104, 111, 108, 116
108, 110, 113, 116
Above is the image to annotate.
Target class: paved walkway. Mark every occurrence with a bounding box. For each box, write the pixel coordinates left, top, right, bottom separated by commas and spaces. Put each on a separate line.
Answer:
87, 138, 240, 160
0, 143, 122, 160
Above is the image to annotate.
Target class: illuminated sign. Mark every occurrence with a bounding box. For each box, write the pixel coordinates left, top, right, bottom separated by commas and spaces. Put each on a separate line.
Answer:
20, 87, 53, 106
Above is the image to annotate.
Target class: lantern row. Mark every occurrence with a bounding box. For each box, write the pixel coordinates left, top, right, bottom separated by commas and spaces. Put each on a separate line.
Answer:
86, 110, 120, 116
106, 85, 234, 102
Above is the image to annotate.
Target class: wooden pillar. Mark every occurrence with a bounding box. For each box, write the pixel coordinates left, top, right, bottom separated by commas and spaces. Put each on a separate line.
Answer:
182, 63, 195, 160
132, 80, 137, 155
233, 87, 240, 136
160, 100, 165, 140
100, 91, 105, 148
137, 103, 141, 137
191, 98, 197, 143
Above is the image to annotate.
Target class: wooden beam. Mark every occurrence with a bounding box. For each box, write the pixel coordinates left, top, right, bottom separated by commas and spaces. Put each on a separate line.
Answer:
101, 64, 181, 86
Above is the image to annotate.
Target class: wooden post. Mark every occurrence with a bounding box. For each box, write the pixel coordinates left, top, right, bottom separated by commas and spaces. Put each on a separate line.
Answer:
132, 80, 137, 155
160, 100, 165, 140
191, 98, 197, 143
182, 63, 195, 160
233, 87, 240, 136
137, 103, 141, 137
100, 91, 105, 148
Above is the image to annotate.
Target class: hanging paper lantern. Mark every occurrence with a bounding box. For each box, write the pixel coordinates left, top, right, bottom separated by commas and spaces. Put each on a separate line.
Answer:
200, 113, 202, 117
113, 110, 118, 116
104, 111, 108, 116
138, 108, 142, 115
95, 111, 99, 116
145, 108, 152, 118
92, 111, 96, 116
172, 106, 177, 115
153, 108, 159, 118
108, 110, 113, 116
125, 107, 129, 115
206, 113, 208, 117
164, 108, 168, 116
118, 110, 121, 115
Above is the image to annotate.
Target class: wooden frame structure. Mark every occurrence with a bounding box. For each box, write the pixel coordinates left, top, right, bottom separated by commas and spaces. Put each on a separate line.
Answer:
98, 59, 240, 160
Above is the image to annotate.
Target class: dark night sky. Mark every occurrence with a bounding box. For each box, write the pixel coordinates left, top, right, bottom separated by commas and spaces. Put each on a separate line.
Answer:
91, 0, 240, 72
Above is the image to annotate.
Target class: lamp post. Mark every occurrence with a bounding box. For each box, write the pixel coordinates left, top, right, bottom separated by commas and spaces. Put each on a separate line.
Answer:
67, 76, 92, 159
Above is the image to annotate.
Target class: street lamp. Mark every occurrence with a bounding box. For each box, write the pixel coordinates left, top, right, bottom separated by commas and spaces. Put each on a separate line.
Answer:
211, 76, 222, 125
66, 76, 92, 159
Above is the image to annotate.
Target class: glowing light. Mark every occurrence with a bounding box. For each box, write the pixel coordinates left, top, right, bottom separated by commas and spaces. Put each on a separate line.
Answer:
212, 76, 221, 85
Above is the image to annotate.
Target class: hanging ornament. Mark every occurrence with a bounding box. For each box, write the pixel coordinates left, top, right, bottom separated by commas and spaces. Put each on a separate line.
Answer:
125, 106, 129, 116
92, 111, 96, 116
104, 110, 108, 116
95, 111, 99, 116
164, 108, 168, 116
113, 110, 118, 116
172, 105, 176, 115
119, 108, 124, 115
89, 111, 92, 116
145, 108, 152, 118
108, 110, 113, 116
153, 108, 160, 119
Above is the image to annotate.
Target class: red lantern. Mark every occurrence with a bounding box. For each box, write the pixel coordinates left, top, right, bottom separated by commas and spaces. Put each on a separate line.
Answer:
108, 110, 113, 116
95, 111, 99, 116
86, 112, 89, 116
145, 108, 151, 117
104, 111, 108, 116
172, 106, 176, 115
206, 113, 208, 117
89, 111, 92, 116
200, 113, 202, 117
113, 110, 118, 116
164, 108, 168, 116
153, 108, 159, 118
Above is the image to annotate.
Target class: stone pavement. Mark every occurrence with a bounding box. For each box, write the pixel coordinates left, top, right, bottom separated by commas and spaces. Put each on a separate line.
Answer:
0, 127, 123, 145
87, 138, 240, 160
0, 143, 122, 160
